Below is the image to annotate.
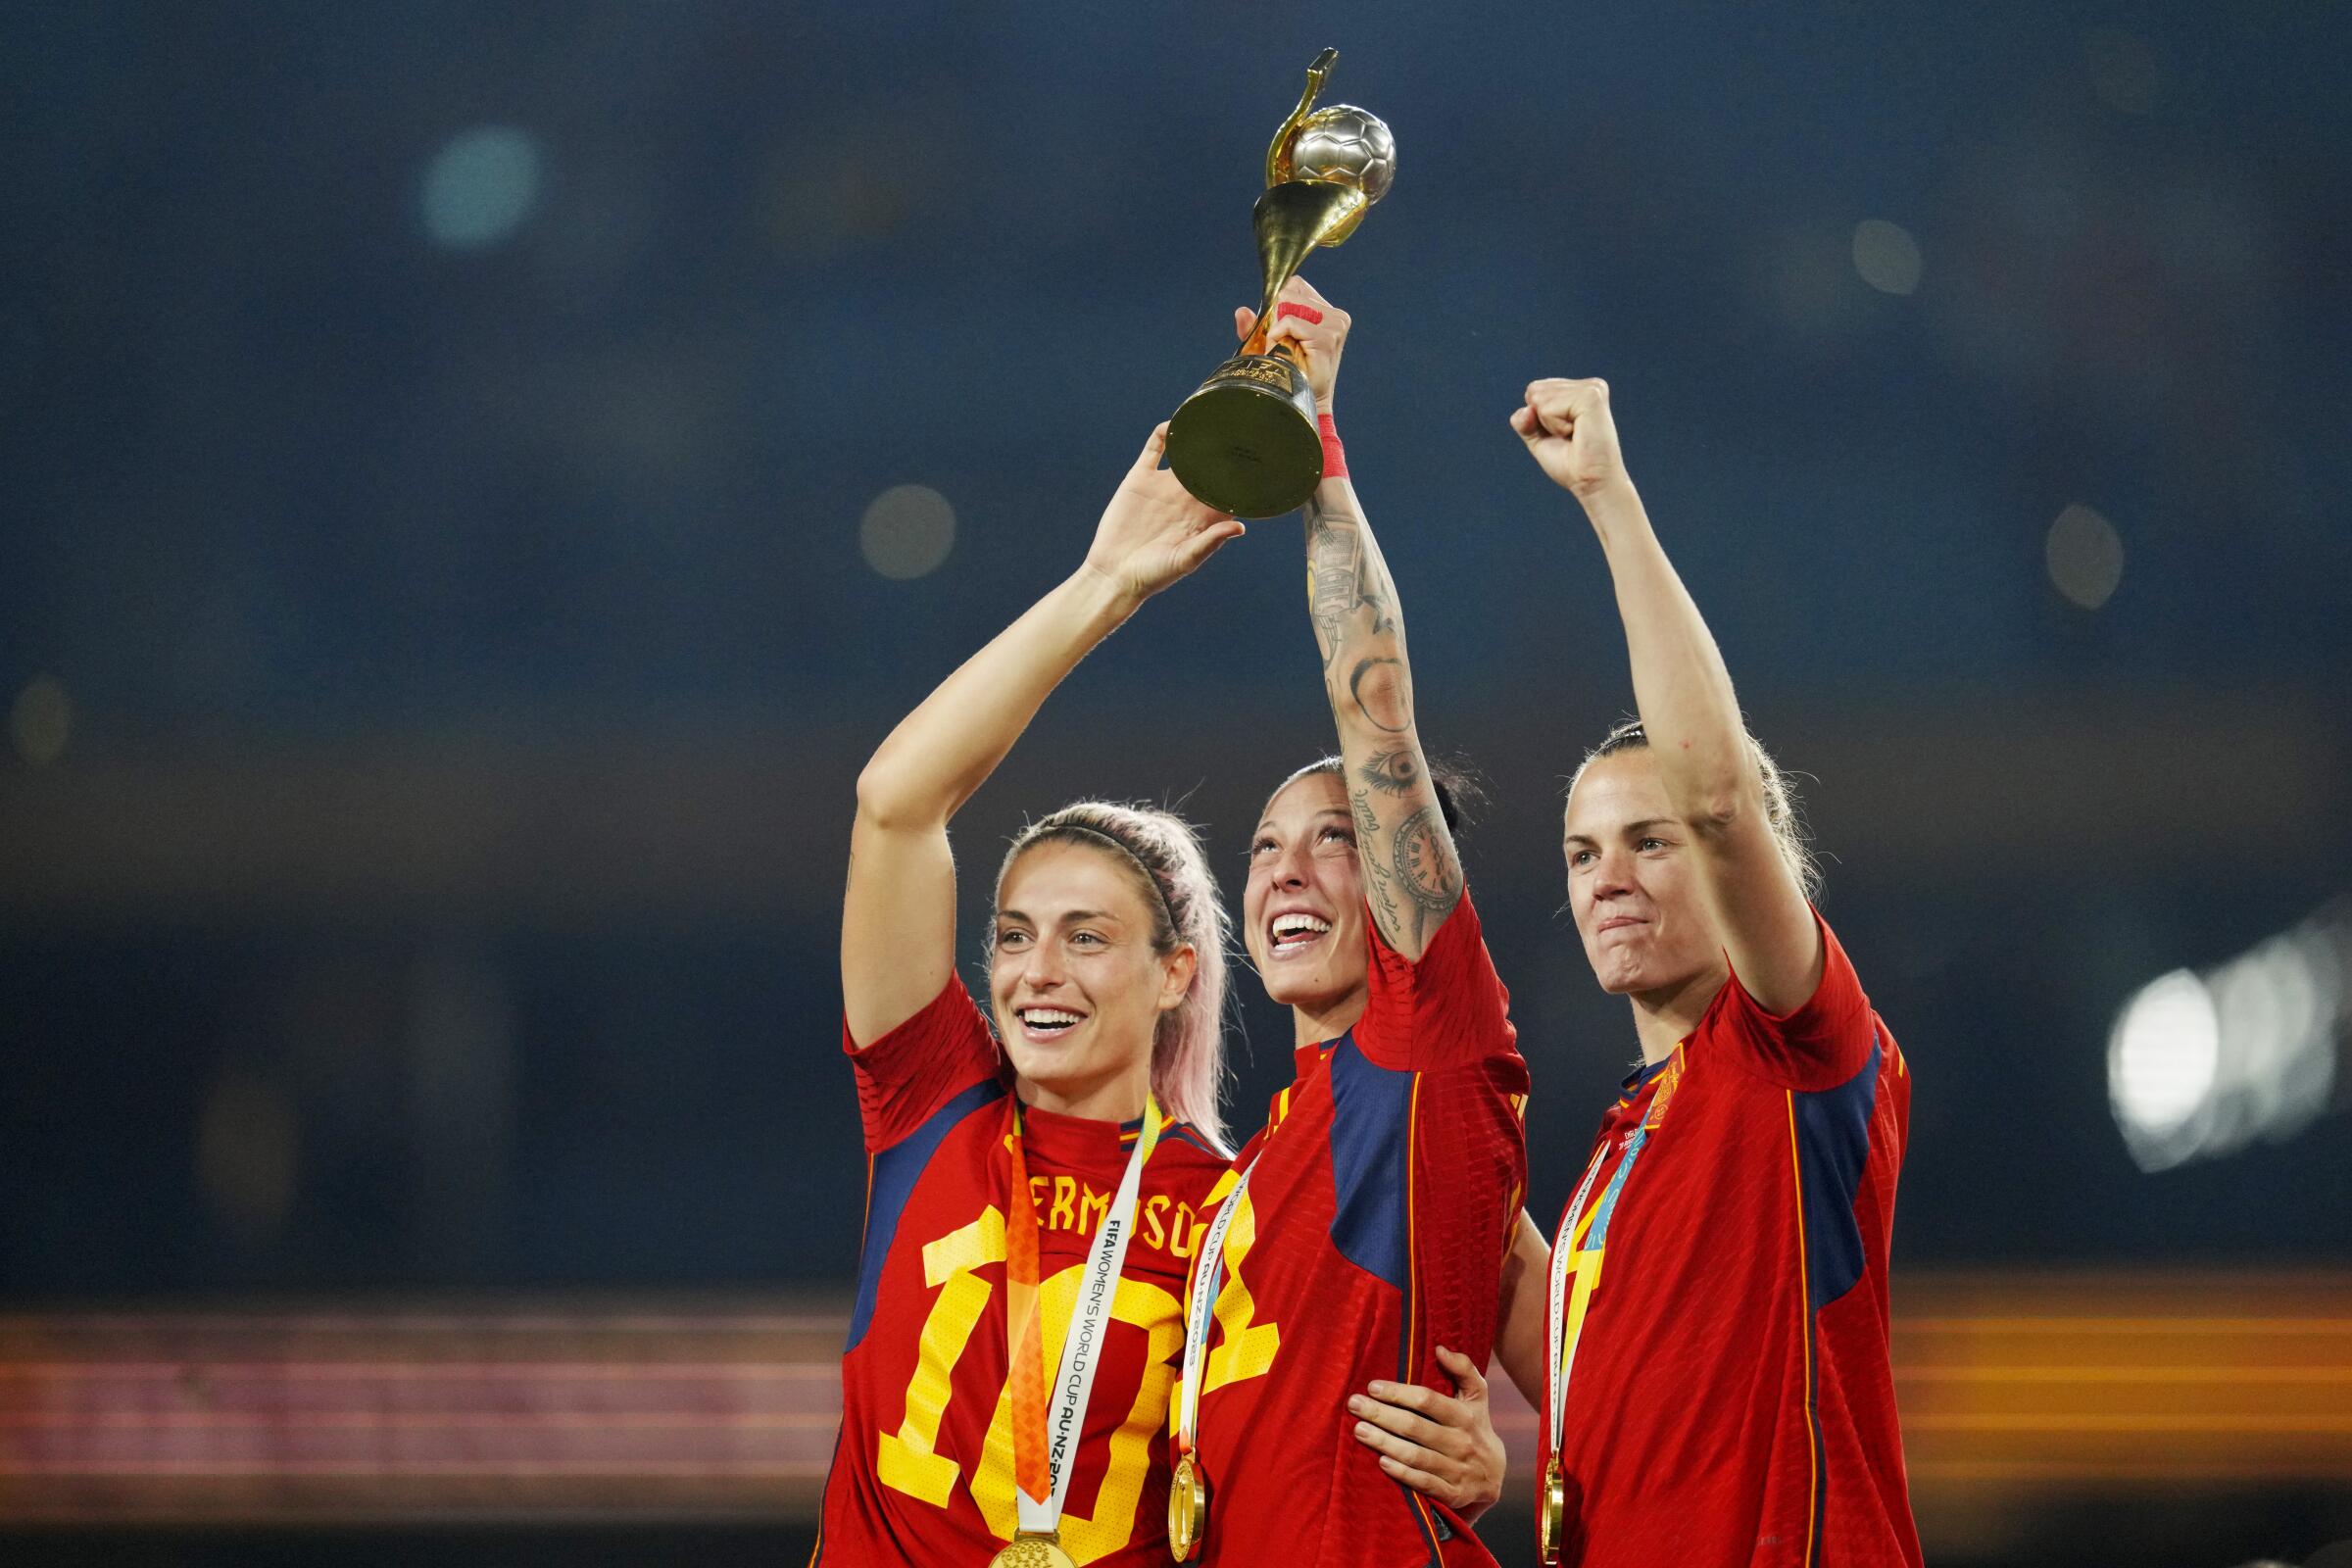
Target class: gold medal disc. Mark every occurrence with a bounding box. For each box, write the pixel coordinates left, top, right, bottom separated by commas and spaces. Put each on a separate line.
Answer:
1167, 1453, 1207, 1562
988, 1531, 1077, 1568
1538, 1462, 1565, 1564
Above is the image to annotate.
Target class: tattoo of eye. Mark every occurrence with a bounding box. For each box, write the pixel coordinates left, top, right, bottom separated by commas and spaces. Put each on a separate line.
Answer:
1394, 806, 1463, 920
1359, 746, 1421, 796
1348, 656, 1413, 734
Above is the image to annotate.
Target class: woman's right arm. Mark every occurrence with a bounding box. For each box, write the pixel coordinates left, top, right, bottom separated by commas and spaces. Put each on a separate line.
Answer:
1253, 279, 1465, 962
1512, 379, 1821, 1013
1492, 1209, 1552, 1409
843, 425, 1243, 1047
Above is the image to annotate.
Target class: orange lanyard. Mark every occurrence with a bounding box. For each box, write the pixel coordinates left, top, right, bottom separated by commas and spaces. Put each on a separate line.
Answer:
1004, 1105, 1051, 1504
1003, 1097, 1162, 1534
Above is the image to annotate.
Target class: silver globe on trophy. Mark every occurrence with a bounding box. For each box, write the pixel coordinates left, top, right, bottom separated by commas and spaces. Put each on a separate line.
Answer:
1163, 49, 1395, 519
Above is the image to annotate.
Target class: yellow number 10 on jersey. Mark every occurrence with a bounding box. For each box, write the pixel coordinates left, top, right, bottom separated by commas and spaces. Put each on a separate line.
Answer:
875, 1206, 1184, 1564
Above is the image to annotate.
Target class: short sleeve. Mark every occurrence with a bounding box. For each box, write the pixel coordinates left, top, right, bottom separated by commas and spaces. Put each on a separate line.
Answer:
1705, 909, 1875, 1092
1407, 1046, 1529, 1424
1351, 889, 1519, 1073
844, 975, 1005, 1152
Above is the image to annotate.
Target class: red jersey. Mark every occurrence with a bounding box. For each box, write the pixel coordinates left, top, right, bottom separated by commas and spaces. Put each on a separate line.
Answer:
1187, 891, 1529, 1567
815, 978, 1229, 1566
1543, 914, 1921, 1568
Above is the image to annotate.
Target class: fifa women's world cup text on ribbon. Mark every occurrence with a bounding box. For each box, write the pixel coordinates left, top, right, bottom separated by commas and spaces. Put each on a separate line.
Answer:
991, 1097, 1167, 1568
1540, 1048, 1686, 1566
1164, 1153, 1261, 1563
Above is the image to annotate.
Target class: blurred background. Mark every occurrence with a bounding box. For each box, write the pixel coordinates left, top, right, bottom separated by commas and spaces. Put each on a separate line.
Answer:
4, 1, 2349, 1563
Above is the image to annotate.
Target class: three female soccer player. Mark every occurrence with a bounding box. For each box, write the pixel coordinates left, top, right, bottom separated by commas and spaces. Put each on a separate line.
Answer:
820, 289, 1916, 1566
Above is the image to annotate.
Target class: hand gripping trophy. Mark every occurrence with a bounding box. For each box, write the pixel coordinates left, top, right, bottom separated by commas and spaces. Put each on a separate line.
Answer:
1164, 49, 1395, 519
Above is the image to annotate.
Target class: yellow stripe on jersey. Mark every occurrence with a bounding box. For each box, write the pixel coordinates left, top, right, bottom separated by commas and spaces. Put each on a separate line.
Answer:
879, 1206, 1008, 1505
1786, 1094, 1822, 1566
971, 1269, 1182, 1561
1203, 1187, 1282, 1395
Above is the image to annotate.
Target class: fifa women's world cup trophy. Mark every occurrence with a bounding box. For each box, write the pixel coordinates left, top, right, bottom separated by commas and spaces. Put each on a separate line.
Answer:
1164, 49, 1395, 519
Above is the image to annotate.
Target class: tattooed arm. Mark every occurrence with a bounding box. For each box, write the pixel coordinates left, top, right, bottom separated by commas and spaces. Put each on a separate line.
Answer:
1250, 277, 1464, 960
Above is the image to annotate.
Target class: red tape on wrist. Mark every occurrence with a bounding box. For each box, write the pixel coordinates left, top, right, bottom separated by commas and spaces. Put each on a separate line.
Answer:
1318, 413, 1348, 481
1276, 302, 1325, 326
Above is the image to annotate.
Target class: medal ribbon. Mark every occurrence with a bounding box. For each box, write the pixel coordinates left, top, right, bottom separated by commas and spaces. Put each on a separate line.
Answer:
1544, 1049, 1686, 1477
1004, 1108, 1051, 1505
1174, 1060, 1312, 1463
1004, 1095, 1164, 1536
1169, 1152, 1259, 1464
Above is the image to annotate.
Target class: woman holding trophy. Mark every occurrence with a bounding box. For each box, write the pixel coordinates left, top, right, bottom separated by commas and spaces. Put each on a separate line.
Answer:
814, 416, 1511, 1565
814, 427, 1245, 1566
1163, 275, 1530, 1568
1142, 51, 1525, 1566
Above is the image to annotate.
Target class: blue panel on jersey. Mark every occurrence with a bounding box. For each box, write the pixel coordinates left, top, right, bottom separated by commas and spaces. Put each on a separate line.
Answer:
1326, 1039, 1412, 1293
1791, 1035, 1882, 1314
845, 1077, 1005, 1352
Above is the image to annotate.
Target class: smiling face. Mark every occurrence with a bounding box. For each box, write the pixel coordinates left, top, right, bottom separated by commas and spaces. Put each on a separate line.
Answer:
990, 840, 1193, 1119
1243, 769, 1371, 1032
1562, 749, 1727, 1000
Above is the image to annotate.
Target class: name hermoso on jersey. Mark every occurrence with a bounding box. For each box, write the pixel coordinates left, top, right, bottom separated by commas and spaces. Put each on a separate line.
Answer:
1024, 1175, 1210, 1263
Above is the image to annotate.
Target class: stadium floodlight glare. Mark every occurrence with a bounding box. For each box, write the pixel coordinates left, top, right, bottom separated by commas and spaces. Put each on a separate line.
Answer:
2108, 901, 2349, 1172
2108, 969, 2220, 1163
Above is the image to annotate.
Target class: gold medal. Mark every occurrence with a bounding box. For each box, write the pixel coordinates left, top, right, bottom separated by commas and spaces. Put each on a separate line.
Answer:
1538, 1460, 1565, 1565
1167, 1451, 1207, 1562
988, 1530, 1077, 1568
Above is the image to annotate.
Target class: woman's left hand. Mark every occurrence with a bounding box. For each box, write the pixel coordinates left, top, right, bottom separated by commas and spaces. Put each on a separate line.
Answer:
1348, 1345, 1505, 1523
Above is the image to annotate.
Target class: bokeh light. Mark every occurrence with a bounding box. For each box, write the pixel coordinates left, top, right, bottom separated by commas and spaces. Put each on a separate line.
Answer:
2110, 905, 2350, 1172
859, 484, 957, 580
2045, 503, 2125, 610
9, 673, 73, 765
1852, 220, 1924, 297
2109, 968, 2220, 1165
421, 125, 544, 250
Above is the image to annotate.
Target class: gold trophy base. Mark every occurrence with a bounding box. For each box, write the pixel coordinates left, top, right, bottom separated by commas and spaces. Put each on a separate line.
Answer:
1165, 352, 1322, 519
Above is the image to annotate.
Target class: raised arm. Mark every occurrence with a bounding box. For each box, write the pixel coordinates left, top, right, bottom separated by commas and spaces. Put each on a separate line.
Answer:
842, 427, 1243, 1046
1251, 279, 1462, 960
1513, 380, 1821, 1011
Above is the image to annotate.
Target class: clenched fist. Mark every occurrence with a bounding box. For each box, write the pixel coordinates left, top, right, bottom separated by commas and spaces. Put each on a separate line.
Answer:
1511, 377, 1630, 501
1237, 275, 1351, 413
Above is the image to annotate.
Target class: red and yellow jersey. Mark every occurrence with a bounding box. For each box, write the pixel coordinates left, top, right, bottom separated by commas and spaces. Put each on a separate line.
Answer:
814, 978, 1229, 1566
1543, 914, 1921, 1568
1187, 891, 1529, 1567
